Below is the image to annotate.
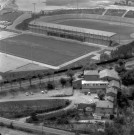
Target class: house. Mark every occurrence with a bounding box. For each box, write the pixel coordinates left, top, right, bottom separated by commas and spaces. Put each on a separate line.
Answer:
105, 96, 114, 103
95, 101, 114, 116
106, 87, 118, 97
84, 70, 99, 81
82, 80, 109, 93
99, 69, 120, 81
108, 80, 121, 90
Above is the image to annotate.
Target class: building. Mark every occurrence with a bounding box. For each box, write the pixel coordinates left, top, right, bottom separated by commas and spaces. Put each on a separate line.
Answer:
99, 69, 120, 81
108, 80, 121, 90
105, 96, 114, 103
95, 101, 114, 115
106, 87, 118, 97
72, 78, 82, 89
84, 70, 99, 81
29, 21, 116, 46
82, 80, 109, 93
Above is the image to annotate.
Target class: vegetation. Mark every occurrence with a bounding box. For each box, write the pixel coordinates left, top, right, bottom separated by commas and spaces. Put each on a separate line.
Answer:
60, 78, 67, 87
121, 69, 134, 86
66, 69, 74, 86
97, 90, 105, 100
0, 99, 70, 118
111, 41, 134, 60
46, 81, 55, 90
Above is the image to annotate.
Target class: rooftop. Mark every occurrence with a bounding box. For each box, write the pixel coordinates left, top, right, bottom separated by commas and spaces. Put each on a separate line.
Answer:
30, 21, 116, 37
82, 80, 109, 84
109, 80, 120, 89
105, 96, 114, 102
99, 69, 119, 80
106, 87, 117, 95
96, 101, 113, 109
84, 70, 99, 76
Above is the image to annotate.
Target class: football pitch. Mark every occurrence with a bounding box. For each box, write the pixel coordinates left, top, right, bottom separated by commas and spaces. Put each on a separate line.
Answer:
0, 34, 99, 66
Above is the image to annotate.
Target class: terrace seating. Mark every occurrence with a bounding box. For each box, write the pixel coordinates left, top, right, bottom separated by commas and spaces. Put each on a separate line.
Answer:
0, 11, 23, 24
45, 8, 106, 16
104, 9, 126, 17
124, 10, 134, 18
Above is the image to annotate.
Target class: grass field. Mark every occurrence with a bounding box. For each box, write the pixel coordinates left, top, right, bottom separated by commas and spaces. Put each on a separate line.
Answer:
53, 19, 134, 41
0, 34, 99, 66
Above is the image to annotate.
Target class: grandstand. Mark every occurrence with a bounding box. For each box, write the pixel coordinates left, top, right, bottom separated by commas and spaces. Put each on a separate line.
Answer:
104, 9, 126, 17
124, 10, 134, 18
0, 11, 23, 25
29, 21, 116, 46
45, 8, 106, 16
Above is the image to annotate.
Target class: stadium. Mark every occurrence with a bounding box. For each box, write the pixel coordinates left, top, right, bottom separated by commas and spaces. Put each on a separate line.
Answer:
0, 6, 134, 72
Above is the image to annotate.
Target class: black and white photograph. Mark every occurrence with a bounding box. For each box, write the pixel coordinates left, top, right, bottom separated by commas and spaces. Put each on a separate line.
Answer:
0, 0, 134, 135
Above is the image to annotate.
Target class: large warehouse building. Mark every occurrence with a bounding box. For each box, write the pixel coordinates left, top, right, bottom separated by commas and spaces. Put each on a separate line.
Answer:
29, 21, 116, 46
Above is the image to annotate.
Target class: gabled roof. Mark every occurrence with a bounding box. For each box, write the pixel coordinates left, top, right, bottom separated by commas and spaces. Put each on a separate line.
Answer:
96, 101, 113, 109
84, 70, 99, 76
109, 80, 120, 89
99, 69, 119, 80
106, 96, 114, 102
106, 87, 117, 95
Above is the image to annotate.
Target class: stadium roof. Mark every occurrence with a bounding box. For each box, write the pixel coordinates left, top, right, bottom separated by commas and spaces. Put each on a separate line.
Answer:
30, 21, 116, 37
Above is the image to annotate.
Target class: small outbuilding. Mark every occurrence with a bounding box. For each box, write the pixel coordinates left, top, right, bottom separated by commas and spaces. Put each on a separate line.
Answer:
99, 69, 119, 81
84, 70, 99, 81
95, 101, 114, 116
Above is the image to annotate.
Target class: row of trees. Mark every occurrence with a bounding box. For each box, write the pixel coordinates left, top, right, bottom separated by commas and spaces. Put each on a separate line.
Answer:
0, 68, 76, 91
99, 41, 134, 63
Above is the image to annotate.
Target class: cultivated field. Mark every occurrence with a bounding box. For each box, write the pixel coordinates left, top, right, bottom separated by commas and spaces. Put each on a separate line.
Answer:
0, 34, 99, 66
0, 99, 69, 118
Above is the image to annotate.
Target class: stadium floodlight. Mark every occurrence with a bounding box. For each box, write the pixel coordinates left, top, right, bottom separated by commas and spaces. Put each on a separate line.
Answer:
32, 3, 36, 24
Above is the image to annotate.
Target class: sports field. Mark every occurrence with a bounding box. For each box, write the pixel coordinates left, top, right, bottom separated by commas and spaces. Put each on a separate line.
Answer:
54, 19, 134, 41
0, 34, 99, 66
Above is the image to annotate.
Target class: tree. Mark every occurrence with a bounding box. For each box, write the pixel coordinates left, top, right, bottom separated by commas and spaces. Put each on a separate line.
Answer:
97, 90, 105, 100
17, 77, 22, 88
100, 53, 110, 62
27, 74, 33, 86
46, 81, 55, 90
66, 69, 74, 86
121, 69, 134, 86
30, 112, 38, 121
60, 78, 67, 87
0, 81, 3, 91
117, 91, 129, 109
37, 71, 44, 85
88, 62, 97, 70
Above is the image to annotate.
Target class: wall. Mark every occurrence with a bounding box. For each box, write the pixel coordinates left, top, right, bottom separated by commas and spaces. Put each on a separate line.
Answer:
95, 108, 113, 115
82, 88, 106, 93
84, 75, 99, 81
